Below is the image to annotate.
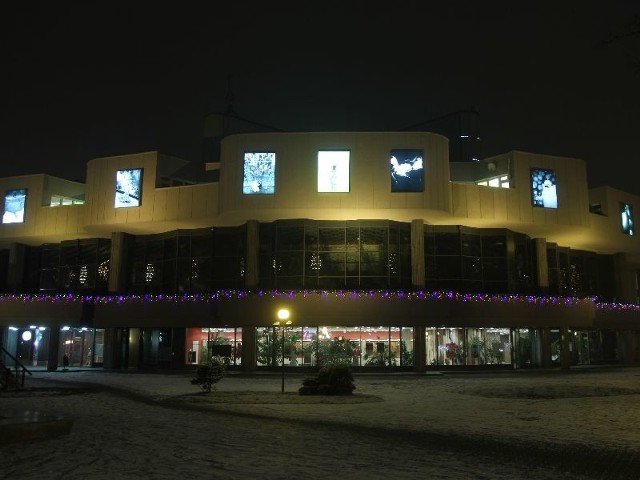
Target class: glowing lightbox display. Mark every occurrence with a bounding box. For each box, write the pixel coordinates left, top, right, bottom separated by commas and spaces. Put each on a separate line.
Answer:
2, 188, 27, 224
115, 168, 143, 208
530, 168, 558, 209
243, 152, 276, 194
390, 149, 424, 192
620, 202, 635, 236
317, 150, 350, 192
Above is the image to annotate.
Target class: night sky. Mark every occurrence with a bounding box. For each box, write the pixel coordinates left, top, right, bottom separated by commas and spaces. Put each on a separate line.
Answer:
1, 2, 639, 194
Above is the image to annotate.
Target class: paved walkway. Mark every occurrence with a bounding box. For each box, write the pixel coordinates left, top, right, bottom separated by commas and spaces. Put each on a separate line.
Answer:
2, 367, 640, 479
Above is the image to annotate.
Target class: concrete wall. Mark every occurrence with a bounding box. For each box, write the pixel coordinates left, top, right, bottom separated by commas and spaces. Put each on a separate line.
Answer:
0, 174, 87, 246
217, 131, 452, 224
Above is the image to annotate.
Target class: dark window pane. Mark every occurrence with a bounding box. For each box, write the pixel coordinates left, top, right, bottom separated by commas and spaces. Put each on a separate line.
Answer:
425, 256, 436, 278
78, 243, 96, 265
359, 277, 388, 289
277, 226, 304, 250
42, 246, 60, 269
462, 256, 482, 280
276, 276, 304, 289
215, 229, 245, 255
40, 268, 58, 290
361, 251, 386, 276
461, 234, 481, 256
483, 258, 507, 282
482, 235, 507, 257
319, 252, 345, 275
277, 253, 304, 276
361, 228, 387, 251
146, 240, 164, 262
435, 256, 461, 279
319, 228, 345, 251
163, 259, 176, 289
424, 232, 435, 256
346, 228, 360, 250
164, 237, 177, 259
305, 226, 319, 251
484, 281, 509, 294
191, 234, 212, 257
317, 277, 345, 289
178, 235, 191, 257
435, 233, 460, 255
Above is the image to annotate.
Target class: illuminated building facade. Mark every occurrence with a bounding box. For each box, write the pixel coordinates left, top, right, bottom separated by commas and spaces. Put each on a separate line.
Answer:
1, 130, 639, 372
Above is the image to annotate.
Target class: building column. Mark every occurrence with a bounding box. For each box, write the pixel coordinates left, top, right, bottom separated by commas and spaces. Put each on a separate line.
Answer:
534, 238, 549, 295
47, 325, 60, 371
241, 326, 257, 373
411, 219, 425, 290
246, 220, 260, 288
105, 233, 133, 370
413, 326, 426, 372
540, 327, 553, 369
108, 232, 133, 293
103, 327, 127, 369
617, 330, 639, 366
560, 326, 571, 370
613, 253, 636, 303
6, 243, 27, 293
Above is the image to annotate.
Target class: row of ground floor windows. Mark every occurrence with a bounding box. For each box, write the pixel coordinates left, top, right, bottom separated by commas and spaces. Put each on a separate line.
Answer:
2, 325, 618, 370
188, 326, 614, 368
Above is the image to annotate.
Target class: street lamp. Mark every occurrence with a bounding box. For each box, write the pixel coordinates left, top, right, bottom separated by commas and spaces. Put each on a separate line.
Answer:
273, 308, 292, 393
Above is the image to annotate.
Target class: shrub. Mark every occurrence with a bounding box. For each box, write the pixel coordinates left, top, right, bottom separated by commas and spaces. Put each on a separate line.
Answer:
299, 363, 356, 396
190, 355, 227, 393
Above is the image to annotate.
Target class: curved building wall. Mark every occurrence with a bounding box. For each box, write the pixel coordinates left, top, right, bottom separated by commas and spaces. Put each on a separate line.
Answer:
83, 151, 220, 235
217, 131, 452, 224
0, 174, 87, 246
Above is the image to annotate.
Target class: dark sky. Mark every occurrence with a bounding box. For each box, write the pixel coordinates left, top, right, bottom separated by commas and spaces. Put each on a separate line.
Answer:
1, 2, 639, 194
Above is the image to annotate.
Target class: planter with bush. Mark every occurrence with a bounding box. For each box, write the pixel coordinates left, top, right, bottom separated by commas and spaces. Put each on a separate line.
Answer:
299, 363, 356, 395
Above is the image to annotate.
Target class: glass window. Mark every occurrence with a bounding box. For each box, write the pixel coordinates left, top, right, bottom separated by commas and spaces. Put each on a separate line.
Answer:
277, 225, 305, 251
319, 228, 345, 251
318, 252, 345, 276
483, 258, 507, 282
461, 233, 481, 257
434, 256, 461, 279
462, 257, 482, 280
435, 232, 460, 255
186, 327, 243, 366
482, 235, 506, 257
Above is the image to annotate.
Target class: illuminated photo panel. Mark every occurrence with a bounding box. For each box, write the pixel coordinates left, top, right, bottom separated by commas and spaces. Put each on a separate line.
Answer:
390, 149, 424, 192
243, 152, 276, 194
530, 168, 558, 209
620, 202, 635, 236
318, 150, 350, 192
115, 168, 143, 208
2, 188, 27, 224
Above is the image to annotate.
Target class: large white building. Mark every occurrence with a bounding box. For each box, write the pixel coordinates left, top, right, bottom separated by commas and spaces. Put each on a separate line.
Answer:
1, 128, 639, 374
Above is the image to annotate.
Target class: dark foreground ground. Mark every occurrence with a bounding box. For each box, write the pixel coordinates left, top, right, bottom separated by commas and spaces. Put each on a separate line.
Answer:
1, 368, 639, 479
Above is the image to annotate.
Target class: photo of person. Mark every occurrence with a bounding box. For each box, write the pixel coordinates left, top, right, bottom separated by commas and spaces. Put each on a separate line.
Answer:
317, 151, 350, 192
531, 168, 558, 209
2, 188, 27, 224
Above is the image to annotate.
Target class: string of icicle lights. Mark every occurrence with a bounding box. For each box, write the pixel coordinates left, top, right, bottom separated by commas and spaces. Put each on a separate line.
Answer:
0, 290, 637, 311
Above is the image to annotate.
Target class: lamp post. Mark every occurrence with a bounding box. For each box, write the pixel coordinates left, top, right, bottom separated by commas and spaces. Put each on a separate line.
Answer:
274, 308, 291, 393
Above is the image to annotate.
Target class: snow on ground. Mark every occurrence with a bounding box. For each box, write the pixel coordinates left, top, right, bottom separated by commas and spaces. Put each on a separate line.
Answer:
1, 367, 640, 479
